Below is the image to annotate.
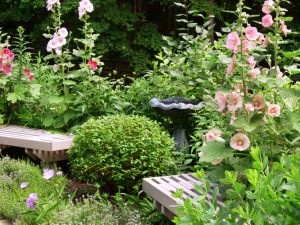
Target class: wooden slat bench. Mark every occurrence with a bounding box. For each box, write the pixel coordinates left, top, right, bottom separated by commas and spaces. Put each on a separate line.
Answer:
142, 173, 222, 220
0, 125, 73, 162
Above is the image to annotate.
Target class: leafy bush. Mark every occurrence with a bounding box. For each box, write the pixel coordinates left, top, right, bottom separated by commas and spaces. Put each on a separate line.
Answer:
68, 115, 177, 192
0, 157, 67, 223
173, 147, 300, 225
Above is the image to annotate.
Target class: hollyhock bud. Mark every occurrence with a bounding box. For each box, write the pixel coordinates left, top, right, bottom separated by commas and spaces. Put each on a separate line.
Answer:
280, 21, 291, 36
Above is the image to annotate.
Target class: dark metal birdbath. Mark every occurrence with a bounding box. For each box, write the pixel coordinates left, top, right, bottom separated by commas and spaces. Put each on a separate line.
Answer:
149, 97, 203, 153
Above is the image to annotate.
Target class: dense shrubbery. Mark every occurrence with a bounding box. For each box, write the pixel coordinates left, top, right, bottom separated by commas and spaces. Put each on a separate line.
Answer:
68, 115, 177, 192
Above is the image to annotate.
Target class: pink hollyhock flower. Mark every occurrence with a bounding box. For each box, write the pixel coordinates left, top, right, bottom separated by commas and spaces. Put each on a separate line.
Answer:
47, 0, 60, 11
198, 151, 205, 158
247, 56, 256, 69
6, 52, 14, 61
26, 193, 38, 209
273, 66, 283, 78
2, 64, 13, 74
226, 32, 241, 52
205, 129, 225, 142
262, 14, 274, 28
58, 27, 68, 38
245, 103, 254, 112
78, 0, 94, 18
249, 68, 261, 79
230, 114, 237, 125
29, 75, 34, 81
55, 48, 62, 56
262, 36, 270, 47
226, 91, 243, 113
56, 36, 66, 47
211, 158, 223, 165
267, 104, 280, 117
87, 60, 98, 70
1, 48, 11, 55
47, 38, 58, 50
257, 33, 265, 44
262, 0, 274, 14
252, 94, 265, 110
43, 169, 55, 180
215, 91, 227, 112
78, 6, 86, 19
242, 40, 256, 53
22, 69, 31, 75
227, 63, 236, 75
280, 21, 291, 36
244, 26, 259, 41
230, 133, 250, 151
20, 182, 29, 189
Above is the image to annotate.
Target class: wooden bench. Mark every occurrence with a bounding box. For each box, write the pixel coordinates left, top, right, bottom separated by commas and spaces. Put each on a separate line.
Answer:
0, 125, 73, 162
142, 173, 222, 220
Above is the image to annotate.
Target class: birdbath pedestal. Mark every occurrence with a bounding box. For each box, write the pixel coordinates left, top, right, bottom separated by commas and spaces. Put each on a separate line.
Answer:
149, 97, 203, 153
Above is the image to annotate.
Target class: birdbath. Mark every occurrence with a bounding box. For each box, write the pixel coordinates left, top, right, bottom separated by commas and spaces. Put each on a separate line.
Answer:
149, 97, 203, 153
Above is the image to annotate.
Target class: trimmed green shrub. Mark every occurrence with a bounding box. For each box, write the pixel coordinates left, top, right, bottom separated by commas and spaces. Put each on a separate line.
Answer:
68, 115, 177, 192
0, 157, 67, 223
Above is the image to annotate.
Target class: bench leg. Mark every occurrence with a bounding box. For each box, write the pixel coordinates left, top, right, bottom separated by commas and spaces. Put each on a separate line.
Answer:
153, 200, 175, 220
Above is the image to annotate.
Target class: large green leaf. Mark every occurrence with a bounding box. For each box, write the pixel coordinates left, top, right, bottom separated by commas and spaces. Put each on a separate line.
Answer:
198, 141, 233, 162
279, 88, 300, 109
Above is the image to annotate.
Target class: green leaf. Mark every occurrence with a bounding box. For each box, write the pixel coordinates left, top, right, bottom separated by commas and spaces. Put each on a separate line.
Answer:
220, 171, 238, 185
198, 141, 233, 163
63, 80, 77, 86
245, 190, 256, 200
7, 93, 23, 103
245, 169, 259, 187
29, 84, 41, 98
286, 65, 300, 75
171, 189, 184, 198
282, 49, 300, 58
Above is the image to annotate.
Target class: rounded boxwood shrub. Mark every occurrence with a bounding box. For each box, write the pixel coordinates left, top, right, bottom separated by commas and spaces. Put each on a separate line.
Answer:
68, 115, 177, 192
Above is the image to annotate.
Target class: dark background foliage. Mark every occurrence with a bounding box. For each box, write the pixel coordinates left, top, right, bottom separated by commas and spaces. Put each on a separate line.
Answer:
0, 0, 299, 75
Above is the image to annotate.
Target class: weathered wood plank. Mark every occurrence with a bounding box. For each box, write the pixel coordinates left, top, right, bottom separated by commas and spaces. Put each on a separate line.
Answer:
143, 173, 223, 220
0, 125, 72, 151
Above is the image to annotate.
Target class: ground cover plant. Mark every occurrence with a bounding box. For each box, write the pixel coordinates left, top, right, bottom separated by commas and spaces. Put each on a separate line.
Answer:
0, 157, 67, 224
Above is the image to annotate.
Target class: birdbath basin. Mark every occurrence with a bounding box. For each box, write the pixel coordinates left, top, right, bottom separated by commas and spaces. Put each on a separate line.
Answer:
149, 97, 203, 152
